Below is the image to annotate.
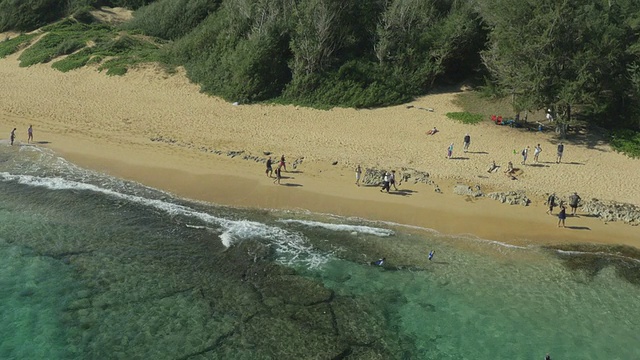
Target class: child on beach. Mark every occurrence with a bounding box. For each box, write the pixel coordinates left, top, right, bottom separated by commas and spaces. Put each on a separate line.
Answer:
463, 133, 471, 152
380, 172, 390, 193
27, 125, 33, 144
557, 204, 567, 227
372, 257, 385, 266
428, 250, 435, 260
447, 143, 454, 159
426, 127, 438, 135
273, 166, 281, 185
355, 165, 362, 186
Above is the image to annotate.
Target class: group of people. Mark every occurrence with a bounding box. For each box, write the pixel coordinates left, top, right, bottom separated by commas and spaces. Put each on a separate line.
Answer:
379, 170, 398, 193
520, 142, 564, 165
8, 125, 33, 146
444, 133, 472, 159
265, 154, 287, 185
546, 192, 582, 227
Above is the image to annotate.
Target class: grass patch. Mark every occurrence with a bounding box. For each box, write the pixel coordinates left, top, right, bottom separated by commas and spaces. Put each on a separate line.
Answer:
0, 33, 37, 58
445, 111, 484, 124
452, 91, 548, 121
16, 17, 163, 76
51, 48, 92, 72
610, 129, 640, 158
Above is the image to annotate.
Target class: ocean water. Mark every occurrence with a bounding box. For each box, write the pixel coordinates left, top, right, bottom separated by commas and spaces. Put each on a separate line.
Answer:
1, 142, 639, 360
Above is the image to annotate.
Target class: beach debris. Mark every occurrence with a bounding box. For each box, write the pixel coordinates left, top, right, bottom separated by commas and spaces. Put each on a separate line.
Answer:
226, 150, 244, 158
332, 161, 338, 165
434, 185, 441, 193
232, 101, 239, 106
406, 105, 434, 112
263, 151, 271, 156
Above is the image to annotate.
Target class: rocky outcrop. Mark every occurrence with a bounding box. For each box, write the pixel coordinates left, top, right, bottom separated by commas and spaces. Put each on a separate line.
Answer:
581, 199, 640, 225
486, 190, 531, 206
452, 184, 530, 206
453, 184, 483, 197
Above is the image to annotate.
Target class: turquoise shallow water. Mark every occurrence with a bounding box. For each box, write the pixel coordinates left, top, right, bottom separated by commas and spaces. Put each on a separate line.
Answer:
1, 144, 639, 359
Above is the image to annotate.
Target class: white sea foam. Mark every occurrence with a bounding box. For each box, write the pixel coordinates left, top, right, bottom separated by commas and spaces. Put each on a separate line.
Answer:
277, 219, 394, 237
0, 172, 330, 268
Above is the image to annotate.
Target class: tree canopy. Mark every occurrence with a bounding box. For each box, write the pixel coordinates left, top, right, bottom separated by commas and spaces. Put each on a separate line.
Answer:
2, 0, 640, 129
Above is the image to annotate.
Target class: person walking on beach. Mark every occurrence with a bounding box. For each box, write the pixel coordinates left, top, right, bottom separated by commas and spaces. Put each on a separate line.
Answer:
447, 143, 454, 159
279, 155, 287, 172
557, 204, 567, 227
521, 146, 529, 165
10, 128, 16, 146
546, 193, 557, 214
463, 133, 471, 153
569, 192, 581, 215
27, 125, 33, 144
355, 165, 362, 186
273, 166, 282, 185
380, 172, 390, 193
534, 144, 542, 163
556, 142, 564, 163
389, 170, 398, 190
265, 157, 273, 177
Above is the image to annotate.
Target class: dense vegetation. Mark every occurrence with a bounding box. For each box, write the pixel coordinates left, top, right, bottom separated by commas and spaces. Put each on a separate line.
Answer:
2, 0, 640, 140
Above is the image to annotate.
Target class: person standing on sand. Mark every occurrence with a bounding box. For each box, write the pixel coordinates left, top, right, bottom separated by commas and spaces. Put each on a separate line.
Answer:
355, 165, 362, 186
546, 193, 556, 214
10, 128, 16, 146
265, 157, 273, 177
380, 172, 390, 193
534, 144, 542, 163
389, 170, 398, 191
463, 133, 471, 153
521, 146, 529, 165
273, 166, 281, 185
557, 142, 564, 163
279, 155, 287, 172
557, 204, 567, 227
447, 143, 454, 159
569, 192, 581, 215
27, 125, 33, 144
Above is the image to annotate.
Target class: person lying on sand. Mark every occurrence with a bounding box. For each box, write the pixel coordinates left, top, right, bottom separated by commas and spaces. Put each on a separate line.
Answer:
426, 127, 438, 135
487, 160, 499, 173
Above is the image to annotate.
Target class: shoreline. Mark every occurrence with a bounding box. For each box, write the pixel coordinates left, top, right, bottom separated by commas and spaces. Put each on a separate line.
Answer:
0, 59, 638, 250
38, 131, 640, 249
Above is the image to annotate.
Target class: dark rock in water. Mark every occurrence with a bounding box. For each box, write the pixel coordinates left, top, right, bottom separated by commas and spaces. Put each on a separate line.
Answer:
20, 288, 35, 297
258, 274, 333, 306
545, 244, 640, 286
243, 313, 349, 359
290, 303, 335, 334
346, 346, 392, 359
332, 296, 384, 345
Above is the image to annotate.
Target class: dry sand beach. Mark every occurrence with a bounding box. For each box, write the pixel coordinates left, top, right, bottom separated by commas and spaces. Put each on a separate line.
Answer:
1, 52, 639, 249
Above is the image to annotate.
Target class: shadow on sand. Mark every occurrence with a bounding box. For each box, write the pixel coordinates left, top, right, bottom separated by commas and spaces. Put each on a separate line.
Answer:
565, 226, 591, 230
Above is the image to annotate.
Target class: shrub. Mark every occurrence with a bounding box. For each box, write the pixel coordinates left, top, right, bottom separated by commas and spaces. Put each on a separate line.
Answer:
0, 33, 37, 58
610, 129, 640, 158
0, 0, 67, 32
51, 48, 92, 71
445, 112, 484, 124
